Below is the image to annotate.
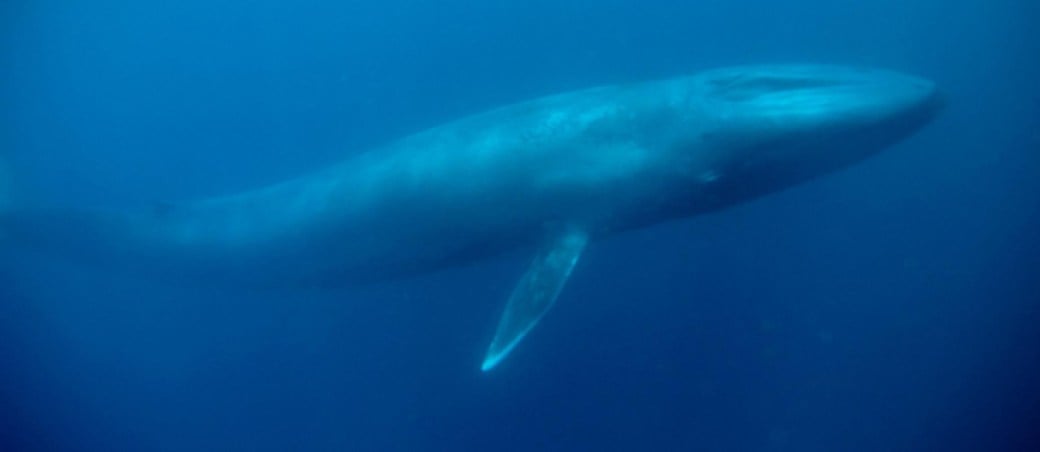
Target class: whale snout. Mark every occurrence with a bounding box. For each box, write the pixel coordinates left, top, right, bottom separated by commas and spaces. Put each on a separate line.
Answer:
699, 64, 943, 157
870, 71, 944, 126
702, 64, 942, 131
686, 65, 943, 194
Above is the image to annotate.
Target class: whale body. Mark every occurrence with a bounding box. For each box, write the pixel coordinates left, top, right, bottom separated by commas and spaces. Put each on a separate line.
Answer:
1, 65, 942, 370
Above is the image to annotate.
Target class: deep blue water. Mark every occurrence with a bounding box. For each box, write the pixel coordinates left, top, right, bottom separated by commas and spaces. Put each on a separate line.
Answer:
2, 1, 1038, 450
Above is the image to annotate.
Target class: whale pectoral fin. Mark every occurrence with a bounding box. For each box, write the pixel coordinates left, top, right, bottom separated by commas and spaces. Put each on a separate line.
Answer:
481, 227, 590, 372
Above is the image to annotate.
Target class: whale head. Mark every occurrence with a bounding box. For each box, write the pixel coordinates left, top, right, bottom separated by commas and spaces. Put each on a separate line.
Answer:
683, 65, 943, 200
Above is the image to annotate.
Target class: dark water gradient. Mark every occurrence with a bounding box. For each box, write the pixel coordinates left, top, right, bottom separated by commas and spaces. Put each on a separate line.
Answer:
2, 0, 1038, 450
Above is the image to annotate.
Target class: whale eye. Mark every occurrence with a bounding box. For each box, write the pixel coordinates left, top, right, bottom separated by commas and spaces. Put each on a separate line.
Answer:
708, 74, 843, 102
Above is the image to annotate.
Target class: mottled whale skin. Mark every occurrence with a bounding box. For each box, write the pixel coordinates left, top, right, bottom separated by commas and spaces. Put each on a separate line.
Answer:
2, 65, 942, 370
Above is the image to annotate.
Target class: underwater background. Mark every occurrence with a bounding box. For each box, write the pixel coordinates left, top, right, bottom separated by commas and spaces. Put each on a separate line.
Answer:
2, 0, 1038, 450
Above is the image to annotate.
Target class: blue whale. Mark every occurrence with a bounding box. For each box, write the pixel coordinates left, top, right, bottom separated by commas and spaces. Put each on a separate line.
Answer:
1, 65, 942, 371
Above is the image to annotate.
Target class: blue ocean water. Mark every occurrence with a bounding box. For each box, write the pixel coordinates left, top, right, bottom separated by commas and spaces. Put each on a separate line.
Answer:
1, 0, 1038, 450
